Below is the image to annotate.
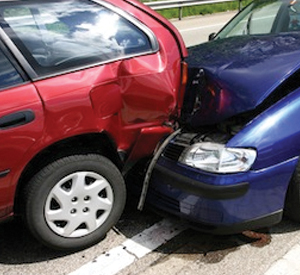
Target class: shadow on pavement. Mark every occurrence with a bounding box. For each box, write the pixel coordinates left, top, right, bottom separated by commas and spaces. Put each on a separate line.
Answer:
0, 219, 68, 264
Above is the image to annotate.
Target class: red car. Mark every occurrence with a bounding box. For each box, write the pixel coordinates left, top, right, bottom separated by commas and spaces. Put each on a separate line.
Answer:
0, 0, 187, 250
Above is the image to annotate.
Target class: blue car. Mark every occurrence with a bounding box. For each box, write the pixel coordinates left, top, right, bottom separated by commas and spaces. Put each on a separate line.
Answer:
138, 0, 300, 233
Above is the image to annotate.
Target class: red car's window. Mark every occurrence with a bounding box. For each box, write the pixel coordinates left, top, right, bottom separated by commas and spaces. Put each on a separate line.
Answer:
0, 46, 23, 89
1, 0, 156, 77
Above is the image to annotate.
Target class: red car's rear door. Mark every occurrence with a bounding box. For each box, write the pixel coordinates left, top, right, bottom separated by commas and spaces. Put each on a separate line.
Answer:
0, 46, 44, 220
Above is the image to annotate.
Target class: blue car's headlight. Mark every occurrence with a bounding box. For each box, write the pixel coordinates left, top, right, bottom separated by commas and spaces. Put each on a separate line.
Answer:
179, 142, 257, 173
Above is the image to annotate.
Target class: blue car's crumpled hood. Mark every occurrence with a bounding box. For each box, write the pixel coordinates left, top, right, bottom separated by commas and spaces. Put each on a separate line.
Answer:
186, 33, 300, 125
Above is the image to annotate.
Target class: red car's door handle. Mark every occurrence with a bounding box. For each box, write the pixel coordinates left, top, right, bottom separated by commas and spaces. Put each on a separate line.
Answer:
0, 110, 35, 130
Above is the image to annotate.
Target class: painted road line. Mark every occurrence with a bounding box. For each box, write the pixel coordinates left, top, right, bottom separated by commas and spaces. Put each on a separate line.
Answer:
69, 219, 187, 275
264, 243, 300, 275
179, 23, 225, 32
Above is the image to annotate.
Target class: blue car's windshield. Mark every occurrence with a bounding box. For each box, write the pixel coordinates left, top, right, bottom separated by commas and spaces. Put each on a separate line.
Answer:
215, 0, 300, 39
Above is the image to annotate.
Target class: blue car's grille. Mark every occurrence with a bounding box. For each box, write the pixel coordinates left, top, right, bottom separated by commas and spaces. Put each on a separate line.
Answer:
162, 143, 186, 161
162, 132, 197, 161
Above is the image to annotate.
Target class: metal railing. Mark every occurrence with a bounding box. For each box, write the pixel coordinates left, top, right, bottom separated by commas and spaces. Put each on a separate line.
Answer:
145, 0, 243, 20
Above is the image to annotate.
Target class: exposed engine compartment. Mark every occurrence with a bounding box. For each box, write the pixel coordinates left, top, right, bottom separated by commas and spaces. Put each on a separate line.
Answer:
180, 66, 300, 146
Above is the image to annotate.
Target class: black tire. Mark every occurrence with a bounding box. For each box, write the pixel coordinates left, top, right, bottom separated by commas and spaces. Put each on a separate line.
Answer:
284, 162, 300, 222
23, 154, 126, 250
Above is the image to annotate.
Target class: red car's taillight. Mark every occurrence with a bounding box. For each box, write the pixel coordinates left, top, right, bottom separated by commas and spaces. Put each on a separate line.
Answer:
177, 61, 188, 114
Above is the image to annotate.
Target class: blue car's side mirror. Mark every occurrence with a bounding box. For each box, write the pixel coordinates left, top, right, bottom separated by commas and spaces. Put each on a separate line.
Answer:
208, 32, 216, 41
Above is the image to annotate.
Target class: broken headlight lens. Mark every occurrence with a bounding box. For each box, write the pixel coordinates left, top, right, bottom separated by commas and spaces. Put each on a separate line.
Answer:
179, 142, 256, 173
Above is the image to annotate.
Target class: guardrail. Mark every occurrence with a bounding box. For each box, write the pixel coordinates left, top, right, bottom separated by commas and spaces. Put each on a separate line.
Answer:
145, 0, 243, 20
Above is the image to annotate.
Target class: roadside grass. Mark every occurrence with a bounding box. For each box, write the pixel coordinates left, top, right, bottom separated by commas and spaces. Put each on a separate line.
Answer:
142, 0, 252, 19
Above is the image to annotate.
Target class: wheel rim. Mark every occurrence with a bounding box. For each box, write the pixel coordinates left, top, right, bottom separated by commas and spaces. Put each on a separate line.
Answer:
45, 171, 114, 238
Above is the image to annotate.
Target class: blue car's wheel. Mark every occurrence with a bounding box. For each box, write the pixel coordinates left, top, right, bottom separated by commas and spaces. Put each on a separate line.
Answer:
285, 163, 300, 222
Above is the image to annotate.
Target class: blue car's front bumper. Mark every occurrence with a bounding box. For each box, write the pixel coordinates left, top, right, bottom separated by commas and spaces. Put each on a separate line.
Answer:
147, 155, 298, 234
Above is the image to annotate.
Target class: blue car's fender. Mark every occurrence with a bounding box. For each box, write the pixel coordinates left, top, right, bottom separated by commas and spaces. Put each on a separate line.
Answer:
228, 86, 300, 171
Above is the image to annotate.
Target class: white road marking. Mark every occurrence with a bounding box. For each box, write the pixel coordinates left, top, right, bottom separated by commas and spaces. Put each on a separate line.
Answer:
69, 219, 187, 275
179, 22, 225, 32
264, 243, 300, 275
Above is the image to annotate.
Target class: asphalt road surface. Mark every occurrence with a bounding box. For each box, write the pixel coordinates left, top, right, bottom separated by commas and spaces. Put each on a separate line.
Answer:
172, 11, 237, 46
2, 11, 300, 275
2, 202, 300, 275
